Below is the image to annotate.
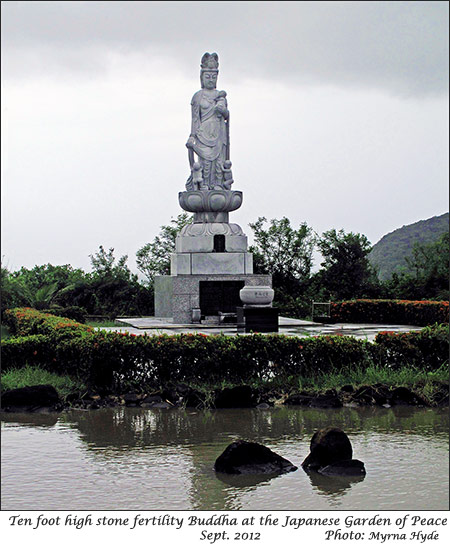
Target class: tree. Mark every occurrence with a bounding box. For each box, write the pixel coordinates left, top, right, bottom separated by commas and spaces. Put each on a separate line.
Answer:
11, 263, 86, 294
136, 213, 192, 285
248, 216, 315, 281
1, 265, 30, 316
83, 246, 153, 317
247, 217, 316, 316
386, 232, 449, 300
4, 263, 88, 313
89, 246, 134, 281
316, 229, 379, 300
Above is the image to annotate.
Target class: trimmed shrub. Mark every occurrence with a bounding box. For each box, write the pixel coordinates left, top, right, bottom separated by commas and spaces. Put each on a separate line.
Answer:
374, 323, 449, 371
1, 334, 51, 371
331, 299, 449, 326
3, 307, 93, 339
40, 306, 87, 323
1, 308, 448, 391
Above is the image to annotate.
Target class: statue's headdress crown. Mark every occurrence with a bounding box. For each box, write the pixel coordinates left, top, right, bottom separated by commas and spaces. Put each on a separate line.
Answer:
200, 52, 219, 72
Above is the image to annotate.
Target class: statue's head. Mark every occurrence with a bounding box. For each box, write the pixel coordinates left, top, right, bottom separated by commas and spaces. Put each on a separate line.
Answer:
223, 160, 232, 169
193, 162, 202, 171
200, 52, 219, 89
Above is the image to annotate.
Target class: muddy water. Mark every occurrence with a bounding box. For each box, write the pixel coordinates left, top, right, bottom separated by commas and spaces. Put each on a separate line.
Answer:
1, 406, 448, 510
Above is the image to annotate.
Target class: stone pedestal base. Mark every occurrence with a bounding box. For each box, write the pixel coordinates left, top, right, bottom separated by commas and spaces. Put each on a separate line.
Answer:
154, 274, 271, 324
171, 252, 253, 275
237, 307, 279, 333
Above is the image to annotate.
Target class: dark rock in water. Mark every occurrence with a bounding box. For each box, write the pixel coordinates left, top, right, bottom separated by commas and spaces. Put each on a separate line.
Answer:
141, 394, 163, 405
256, 402, 271, 409
432, 384, 449, 407
351, 384, 390, 406
122, 393, 141, 406
1, 385, 61, 412
171, 384, 204, 408
284, 393, 314, 406
310, 390, 342, 408
214, 440, 297, 475
302, 428, 366, 478
390, 387, 428, 406
285, 390, 342, 408
214, 385, 257, 408
151, 401, 173, 409
302, 427, 353, 471
318, 459, 366, 477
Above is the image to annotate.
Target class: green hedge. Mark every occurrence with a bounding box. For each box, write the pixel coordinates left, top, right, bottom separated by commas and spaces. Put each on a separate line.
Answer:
3, 307, 93, 339
0, 334, 50, 370
331, 299, 449, 326
1, 308, 448, 390
374, 323, 450, 370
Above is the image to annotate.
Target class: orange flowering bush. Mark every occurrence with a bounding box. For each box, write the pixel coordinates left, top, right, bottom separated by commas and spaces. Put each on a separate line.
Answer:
331, 299, 449, 326
3, 307, 93, 339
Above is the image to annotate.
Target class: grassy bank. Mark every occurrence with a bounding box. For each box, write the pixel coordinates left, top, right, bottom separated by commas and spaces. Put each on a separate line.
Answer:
1, 366, 87, 401
293, 363, 448, 406
1, 363, 447, 408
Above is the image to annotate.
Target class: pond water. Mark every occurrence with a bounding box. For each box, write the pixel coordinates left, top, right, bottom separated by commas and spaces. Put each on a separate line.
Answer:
1, 406, 448, 511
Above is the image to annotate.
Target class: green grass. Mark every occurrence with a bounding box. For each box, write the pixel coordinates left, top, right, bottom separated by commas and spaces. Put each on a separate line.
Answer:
295, 363, 448, 391
186, 362, 448, 406
1, 366, 86, 400
293, 363, 448, 405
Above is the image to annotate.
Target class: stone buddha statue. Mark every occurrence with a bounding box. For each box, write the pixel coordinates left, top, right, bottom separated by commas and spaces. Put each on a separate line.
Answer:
185, 53, 232, 191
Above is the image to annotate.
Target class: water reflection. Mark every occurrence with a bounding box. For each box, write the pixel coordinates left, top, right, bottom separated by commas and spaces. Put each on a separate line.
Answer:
1, 406, 448, 511
215, 471, 286, 488
307, 470, 366, 497
0, 412, 59, 428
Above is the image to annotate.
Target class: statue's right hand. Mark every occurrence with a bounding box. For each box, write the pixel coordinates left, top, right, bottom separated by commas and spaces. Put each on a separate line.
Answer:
186, 136, 195, 149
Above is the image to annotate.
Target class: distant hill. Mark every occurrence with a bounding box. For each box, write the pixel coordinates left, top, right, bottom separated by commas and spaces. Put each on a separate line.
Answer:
368, 213, 449, 281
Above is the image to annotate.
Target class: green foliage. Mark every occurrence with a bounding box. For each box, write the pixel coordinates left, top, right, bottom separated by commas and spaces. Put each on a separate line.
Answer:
384, 232, 449, 300
136, 213, 193, 285
1, 265, 31, 315
10, 263, 86, 294
0, 334, 51, 370
2, 250, 154, 320
316, 229, 380, 300
89, 245, 133, 281
39, 306, 88, 323
1, 365, 86, 399
2, 309, 447, 393
331, 299, 449, 326
368, 212, 449, 281
249, 216, 315, 280
1, 324, 12, 340
374, 323, 449, 371
58, 246, 153, 318
296, 362, 448, 393
2, 308, 93, 339
248, 217, 316, 314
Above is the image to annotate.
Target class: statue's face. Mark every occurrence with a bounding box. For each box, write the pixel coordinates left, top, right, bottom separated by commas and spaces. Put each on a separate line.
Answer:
202, 71, 218, 89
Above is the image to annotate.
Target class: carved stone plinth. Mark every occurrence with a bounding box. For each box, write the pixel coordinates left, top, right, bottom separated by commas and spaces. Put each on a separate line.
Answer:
179, 190, 242, 213
155, 274, 272, 324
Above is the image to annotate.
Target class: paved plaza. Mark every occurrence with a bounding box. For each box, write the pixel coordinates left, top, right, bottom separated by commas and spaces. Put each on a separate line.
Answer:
98, 316, 423, 341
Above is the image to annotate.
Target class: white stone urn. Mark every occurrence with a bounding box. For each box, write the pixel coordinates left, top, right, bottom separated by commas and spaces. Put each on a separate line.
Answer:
239, 286, 274, 307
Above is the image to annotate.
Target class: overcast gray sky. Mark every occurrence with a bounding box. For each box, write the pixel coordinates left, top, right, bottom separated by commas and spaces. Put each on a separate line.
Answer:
2, 1, 449, 274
